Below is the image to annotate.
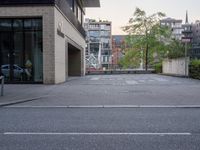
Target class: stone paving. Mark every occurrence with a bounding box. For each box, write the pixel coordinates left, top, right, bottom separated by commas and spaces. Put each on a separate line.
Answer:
0, 74, 200, 106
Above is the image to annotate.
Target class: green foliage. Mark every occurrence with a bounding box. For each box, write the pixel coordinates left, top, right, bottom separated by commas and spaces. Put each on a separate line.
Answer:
166, 39, 185, 59
189, 59, 200, 80
154, 63, 162, 73
119, 50, 141, 69
121, 7, 170, 69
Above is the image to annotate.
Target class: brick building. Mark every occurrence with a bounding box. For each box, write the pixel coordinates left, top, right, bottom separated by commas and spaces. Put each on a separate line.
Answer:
112, 35, 126, 67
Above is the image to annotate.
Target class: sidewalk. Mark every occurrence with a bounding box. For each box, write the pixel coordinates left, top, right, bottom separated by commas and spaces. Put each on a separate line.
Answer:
0, 77, 80, 107
0, 84, 56, 107
1, 75, 200, 107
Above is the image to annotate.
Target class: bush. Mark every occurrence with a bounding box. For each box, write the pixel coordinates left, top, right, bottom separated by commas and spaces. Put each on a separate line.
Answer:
189, 59, 200, 80
154, 63, 162, 73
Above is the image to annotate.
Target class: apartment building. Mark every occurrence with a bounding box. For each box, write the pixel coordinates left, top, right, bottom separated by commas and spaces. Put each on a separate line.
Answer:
160, 18, 183, 40
0, 0, 100, 84
84, 19, 112, 69
190, 20, 200, 59
192, 20, 200, 46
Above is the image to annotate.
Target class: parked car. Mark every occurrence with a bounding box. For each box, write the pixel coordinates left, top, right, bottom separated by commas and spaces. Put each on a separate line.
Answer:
1, 64, 24, 79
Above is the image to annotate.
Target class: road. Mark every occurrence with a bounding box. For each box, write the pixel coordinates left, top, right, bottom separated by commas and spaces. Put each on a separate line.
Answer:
0, 75, 200, 149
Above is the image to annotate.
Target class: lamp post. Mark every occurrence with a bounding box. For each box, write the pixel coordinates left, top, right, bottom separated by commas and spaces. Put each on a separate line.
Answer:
182, 38, 190, 77
185, 42, 188, 77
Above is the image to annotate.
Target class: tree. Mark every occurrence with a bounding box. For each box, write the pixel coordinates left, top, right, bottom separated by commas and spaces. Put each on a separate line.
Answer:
166, 39, 185, 59
122, 7, 169, 70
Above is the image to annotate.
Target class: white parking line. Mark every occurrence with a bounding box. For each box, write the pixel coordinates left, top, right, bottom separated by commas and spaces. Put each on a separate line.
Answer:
90, 77, 100, 81
5, 105, 200, 108
126, 80, 139, 85
3, 132, 192, 136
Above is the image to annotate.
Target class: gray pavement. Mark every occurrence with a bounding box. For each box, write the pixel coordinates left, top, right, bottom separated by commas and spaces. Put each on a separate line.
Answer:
0, 107, 200, 150
1, 74, 200, 149
1, 74, 199, 107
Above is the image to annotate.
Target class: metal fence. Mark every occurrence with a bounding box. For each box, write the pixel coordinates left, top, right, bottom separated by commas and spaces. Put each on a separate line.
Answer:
0, 76, 4, 96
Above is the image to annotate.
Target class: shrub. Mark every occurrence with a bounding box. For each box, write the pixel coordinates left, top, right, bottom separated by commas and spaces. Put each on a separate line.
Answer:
154, 63, 162, 73
189, 59, 200, 80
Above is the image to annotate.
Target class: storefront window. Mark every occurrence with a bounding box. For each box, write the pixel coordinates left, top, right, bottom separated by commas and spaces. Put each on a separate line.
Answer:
0, 18, 43, 83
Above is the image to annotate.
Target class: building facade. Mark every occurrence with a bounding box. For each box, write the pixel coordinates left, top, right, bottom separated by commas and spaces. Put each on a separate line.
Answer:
192, 20, 200, 47
112, 35, 126, 67
190, 20, 200, 59
160, 18, 183, 40
84, 19, 112, 69
0, 0, 100, 84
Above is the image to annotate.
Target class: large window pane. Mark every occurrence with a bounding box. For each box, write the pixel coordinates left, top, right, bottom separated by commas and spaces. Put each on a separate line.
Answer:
0, 19, 12, 31
13, 32, 24, 81
32, 19, 42, 30
13, 19, 23, 31
24, 19, 32, 30
25, 31, 43, 82
0, 18, 43, 82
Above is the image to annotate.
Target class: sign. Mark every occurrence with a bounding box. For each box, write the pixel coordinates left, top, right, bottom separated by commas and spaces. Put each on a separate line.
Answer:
57, 29, 65, 38
57, 21, 65, 38
182, 37, 191, 43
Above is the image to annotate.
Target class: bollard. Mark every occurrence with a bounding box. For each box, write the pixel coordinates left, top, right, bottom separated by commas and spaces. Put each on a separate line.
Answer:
1, 76, 4, 96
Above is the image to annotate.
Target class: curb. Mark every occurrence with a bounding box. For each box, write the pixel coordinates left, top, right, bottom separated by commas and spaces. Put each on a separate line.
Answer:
0, 95, 49, 107
158, 73, 189, 78
5, 105, 200, 108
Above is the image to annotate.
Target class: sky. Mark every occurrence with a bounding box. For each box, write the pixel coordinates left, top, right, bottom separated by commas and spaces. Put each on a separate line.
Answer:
85, 0, 200, 35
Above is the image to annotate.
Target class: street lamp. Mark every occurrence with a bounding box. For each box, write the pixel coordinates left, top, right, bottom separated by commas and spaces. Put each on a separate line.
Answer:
182, 37, 190, 77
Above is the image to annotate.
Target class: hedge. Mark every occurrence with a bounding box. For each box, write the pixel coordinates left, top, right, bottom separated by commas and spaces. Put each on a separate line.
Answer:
154, 63, 162, 73
189, 59, 200, 80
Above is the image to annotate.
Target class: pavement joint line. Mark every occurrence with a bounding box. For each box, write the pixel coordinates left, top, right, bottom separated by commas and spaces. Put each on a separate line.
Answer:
0, 95, 49, 107
5, 105, 200, 108
3, 132, 192, 136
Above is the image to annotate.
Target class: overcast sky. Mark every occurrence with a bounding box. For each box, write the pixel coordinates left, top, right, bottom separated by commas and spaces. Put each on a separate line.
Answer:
85, 0, 200, 35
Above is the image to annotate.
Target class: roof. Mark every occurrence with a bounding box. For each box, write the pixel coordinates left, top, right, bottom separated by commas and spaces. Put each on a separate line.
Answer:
0, 0, 100, 7
83, 0, 100, 7
161, 17, 182, 23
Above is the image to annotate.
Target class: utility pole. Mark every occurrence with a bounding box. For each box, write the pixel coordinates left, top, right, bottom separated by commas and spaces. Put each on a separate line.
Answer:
185, 42, 188, 77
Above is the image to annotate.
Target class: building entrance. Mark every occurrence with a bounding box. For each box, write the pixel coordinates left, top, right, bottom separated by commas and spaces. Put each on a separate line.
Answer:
68, 43, 82, 76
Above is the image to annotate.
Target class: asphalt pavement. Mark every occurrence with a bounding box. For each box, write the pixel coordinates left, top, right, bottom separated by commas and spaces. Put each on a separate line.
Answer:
0, 74, 200, 150
0, 107, 200, 150
2, 74, 200, 107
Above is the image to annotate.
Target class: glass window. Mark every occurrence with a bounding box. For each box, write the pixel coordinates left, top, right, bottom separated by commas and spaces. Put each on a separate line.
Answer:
13, 19, 23, 31
25, 31, 43, 82
2, 65, 9, 69
67, 0, 74, 11
24, 19, 42, 31
32, 19, 42, 30
0, 19, 12, 31
78, 6, 82, 23
74, 1, 77, 17
89, 31, 100, 38
24, 19, 32, 30
0, 18, 43, 82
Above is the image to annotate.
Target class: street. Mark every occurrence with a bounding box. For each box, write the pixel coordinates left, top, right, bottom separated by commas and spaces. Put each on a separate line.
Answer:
1, 74, 200, 150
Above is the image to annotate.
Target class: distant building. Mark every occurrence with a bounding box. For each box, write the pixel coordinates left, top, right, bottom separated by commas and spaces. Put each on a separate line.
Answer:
192, 20, 200, 47
190, 21, 200, 59
182, 11, 193, 42
84, 19, 112, 69
112, 35, 126, 66
182, 11, 200, 59
160, 18, 183, 40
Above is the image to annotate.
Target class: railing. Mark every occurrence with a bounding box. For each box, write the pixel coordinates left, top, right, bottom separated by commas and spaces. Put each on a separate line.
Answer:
0, 76, 4, 96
